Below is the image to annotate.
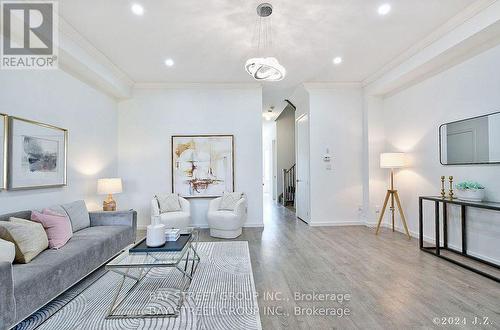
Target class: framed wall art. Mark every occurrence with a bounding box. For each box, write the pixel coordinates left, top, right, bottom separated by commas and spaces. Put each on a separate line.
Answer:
0, 114, 6, 190
8, 116, 68, 190
172, 135, 234, 198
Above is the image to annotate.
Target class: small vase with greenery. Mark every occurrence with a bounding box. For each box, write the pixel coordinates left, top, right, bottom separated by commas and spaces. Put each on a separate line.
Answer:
456, 181, 485, 202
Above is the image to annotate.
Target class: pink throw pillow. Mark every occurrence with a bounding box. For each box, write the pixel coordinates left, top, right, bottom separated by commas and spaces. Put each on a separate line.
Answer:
31, 210, 73, 249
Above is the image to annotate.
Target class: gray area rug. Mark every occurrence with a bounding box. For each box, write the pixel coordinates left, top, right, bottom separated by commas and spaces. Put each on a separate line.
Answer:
16, 241, 261, 330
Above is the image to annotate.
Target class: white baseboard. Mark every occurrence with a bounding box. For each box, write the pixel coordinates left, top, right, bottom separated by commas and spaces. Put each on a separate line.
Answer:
364, 221, 500, 265
364, 220, 420, 237
309, 220, 364, 227
445, 244, 500, 265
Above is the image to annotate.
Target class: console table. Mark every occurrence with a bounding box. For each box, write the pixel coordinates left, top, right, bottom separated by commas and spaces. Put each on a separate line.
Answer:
419, 196, 500, 282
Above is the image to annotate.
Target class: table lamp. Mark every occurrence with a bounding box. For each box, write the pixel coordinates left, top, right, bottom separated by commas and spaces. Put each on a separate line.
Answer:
375, 153, 411, 239
97, 178, 122, 211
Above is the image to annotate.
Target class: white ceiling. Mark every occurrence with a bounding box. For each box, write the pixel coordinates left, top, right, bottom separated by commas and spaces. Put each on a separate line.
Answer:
59, 0, 475, 111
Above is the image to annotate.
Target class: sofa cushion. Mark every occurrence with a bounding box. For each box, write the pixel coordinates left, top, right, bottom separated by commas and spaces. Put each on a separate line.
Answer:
0, 217, 49, 263
0, 211, 31, 222
31, 210, 73, 249
45, 205, 69, 217
12, 225, 132, 323
61, 200, 90, 232
0, 261, 15, 330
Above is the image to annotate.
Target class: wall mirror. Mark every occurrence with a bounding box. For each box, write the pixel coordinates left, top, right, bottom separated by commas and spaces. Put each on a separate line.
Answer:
440, 111, 500, 165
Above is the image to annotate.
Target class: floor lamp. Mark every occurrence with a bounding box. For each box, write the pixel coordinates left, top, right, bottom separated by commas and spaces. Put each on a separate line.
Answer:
375, 153, 411, 239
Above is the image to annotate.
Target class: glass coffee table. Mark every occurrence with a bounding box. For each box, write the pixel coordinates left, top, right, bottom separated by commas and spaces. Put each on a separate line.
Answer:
105, 227, 200, 319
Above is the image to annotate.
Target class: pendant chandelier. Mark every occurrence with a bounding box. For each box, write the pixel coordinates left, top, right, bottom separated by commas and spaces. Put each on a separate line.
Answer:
245, 3, 286, 81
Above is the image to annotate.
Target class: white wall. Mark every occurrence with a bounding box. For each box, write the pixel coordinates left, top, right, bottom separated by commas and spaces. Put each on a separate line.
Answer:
380, 44, 500, 263
117, 86, 263, 228
363, 94, 387, 224
275, 106, 296, 199
308, 86, 364, 225
0, 70, 118, 212
262, 120, 276, 196
488, 113, 500, 161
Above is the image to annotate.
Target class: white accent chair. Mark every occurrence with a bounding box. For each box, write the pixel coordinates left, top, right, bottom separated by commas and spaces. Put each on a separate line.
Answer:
207, 196, 247, 238
151, 196, 191, 229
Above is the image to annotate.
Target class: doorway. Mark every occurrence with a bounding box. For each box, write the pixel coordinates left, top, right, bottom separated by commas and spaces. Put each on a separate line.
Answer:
263, 102, 309, 222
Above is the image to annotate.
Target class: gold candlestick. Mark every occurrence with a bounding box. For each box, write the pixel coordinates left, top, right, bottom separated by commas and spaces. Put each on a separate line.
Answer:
449, 176, 454, 199
440, 176, 446, 198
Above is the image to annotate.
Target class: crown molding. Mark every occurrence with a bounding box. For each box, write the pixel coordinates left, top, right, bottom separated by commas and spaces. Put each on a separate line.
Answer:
53, 0, 498, 100
303, 82, 362, 91
364, 0, 500, 96
58, 18, 134, 99
133, 82, 262, 90
363, 0, 499, 87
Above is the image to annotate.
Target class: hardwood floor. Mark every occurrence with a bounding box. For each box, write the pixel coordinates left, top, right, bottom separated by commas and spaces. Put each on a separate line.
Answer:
139, 199, 500, 329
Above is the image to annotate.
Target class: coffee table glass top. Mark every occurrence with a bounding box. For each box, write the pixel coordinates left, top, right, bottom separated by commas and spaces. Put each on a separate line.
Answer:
106, 227, 197, 269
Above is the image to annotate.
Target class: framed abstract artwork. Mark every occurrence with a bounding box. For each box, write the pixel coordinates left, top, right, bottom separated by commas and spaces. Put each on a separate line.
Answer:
172, 135, 234, 198
0, 114, 6, 190
8, 117, 68, 190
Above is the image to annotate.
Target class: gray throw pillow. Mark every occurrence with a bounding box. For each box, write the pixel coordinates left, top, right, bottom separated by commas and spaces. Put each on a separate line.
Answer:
61, 200, 90, 232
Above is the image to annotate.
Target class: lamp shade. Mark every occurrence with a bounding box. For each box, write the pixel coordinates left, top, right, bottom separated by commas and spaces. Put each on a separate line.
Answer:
380, 153, 407, 169
97, 178, 123, 194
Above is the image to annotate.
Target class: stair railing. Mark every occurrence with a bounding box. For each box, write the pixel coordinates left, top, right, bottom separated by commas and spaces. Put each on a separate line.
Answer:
282, 164, 296, 206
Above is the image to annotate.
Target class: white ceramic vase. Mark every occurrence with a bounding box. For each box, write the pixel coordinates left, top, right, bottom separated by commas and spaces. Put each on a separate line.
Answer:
456, 188, 485, 202
146, 224, 166, 247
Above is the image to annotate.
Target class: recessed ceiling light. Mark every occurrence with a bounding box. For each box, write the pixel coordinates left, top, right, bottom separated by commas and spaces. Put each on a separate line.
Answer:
131, 3, 144, 16
333, 57, 343, 65
378, 3, 391, 16
164, 58, 174, 67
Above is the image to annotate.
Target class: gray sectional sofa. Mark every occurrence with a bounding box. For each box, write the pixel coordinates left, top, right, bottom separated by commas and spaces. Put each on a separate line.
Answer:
0, 200, 137, 329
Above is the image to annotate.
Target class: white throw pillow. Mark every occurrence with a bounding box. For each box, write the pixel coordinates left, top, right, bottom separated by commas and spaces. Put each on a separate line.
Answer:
156, 194, 181, 213
219, 192, 243, 211
0, 238, 15, 263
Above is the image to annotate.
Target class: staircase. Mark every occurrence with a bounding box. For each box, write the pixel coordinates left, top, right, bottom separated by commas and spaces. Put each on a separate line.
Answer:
281, 164, 296, 206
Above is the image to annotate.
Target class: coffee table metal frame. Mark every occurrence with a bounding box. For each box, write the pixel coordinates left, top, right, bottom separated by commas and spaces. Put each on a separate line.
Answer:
105, 228, 200, 319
